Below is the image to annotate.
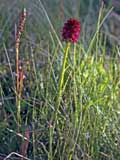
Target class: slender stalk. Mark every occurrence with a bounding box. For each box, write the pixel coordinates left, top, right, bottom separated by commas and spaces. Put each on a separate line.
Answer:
16, 93, 21, 126
16, 66, 24, 126
15, 42, 21, 127
73, 43, 78, 128
48, 42, 70, 160
15, 8, 26, 128
16, 47, 19, 94
55, 41, 70, 120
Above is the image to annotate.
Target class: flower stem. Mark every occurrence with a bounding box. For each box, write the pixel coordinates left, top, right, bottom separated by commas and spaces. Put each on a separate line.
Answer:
48, 42, 70, 160
55, 41, 70, 120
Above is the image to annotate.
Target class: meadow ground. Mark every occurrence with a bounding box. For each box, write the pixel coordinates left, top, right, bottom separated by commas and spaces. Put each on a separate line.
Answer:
0, 0, 120, 160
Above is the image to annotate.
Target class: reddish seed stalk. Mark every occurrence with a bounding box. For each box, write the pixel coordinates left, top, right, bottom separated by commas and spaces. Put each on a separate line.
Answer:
15, 8, 26, 94
15, 8, 26, 126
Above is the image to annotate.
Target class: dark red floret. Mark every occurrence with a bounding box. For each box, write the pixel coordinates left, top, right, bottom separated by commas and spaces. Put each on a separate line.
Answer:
61, 18, 80, 43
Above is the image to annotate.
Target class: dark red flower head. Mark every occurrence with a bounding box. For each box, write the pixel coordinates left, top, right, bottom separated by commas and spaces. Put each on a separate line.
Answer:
61, 18, 80, 43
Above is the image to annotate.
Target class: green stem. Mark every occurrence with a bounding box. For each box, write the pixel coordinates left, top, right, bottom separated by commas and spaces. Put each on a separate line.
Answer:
48, 42, 70, 160
55, 42, 70, 118
73, 43, 78, 128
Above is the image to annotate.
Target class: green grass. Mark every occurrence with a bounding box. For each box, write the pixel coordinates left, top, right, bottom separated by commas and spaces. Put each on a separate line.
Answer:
0, 0, 120, 160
